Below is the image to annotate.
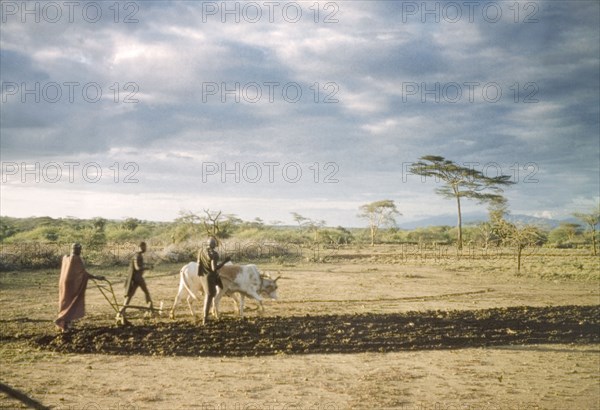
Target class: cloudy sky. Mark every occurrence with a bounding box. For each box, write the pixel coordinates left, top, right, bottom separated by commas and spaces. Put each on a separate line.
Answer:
1, 0, 599, 227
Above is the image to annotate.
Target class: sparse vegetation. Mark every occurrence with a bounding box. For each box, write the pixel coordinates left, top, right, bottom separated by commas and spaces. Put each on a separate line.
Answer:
573, 208, 600, 255
409, 155, 514, 250
1, 212, 598, 279
358, 200, 401, 246
1, 210, 598, 410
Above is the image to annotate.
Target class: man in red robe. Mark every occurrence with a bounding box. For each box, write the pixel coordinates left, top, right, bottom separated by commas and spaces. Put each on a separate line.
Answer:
55, 243, 104, 332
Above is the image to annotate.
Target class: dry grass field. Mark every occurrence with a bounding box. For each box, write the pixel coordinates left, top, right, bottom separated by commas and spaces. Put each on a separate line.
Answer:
1, 246, 599, 409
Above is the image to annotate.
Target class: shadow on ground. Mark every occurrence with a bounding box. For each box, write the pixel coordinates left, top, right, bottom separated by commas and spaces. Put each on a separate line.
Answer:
27, 305, 600, 357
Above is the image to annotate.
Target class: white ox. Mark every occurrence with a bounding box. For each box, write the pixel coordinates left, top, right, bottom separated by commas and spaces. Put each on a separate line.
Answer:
169, 262, 279, 320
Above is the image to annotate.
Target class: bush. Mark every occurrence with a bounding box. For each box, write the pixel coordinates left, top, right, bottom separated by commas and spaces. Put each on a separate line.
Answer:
155, 242, 199, 264
0, 243, 64, 270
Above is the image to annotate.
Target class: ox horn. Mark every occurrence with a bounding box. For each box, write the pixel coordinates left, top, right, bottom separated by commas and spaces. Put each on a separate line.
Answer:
274, 275, 281, 282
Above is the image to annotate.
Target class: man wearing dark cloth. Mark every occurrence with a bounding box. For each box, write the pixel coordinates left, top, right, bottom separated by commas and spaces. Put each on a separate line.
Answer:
55, 243, 104, 332
116, 241, 153, 324
197, 236, 230, 324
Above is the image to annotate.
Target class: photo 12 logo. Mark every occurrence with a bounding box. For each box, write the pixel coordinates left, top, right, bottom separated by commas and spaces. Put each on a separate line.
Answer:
401, 82, 539, 104
201, 82, 339, 104
200, 1, 339, 24
201, 161, 340, 184
1, 1, 140, 24
401, 161, 539, 184
1, 162, 140, 184
1, 82, 139, 104
400, 1, 540, 24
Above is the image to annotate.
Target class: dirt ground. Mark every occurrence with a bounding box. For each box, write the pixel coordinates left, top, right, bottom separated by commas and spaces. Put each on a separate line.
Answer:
1, 260, 599, 409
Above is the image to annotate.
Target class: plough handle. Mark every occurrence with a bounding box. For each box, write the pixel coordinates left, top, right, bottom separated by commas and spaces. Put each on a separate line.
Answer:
92, 278, 164, 315
92, 278, 120, 314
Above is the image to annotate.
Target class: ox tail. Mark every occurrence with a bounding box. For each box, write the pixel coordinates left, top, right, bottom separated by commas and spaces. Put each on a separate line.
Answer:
181, 264, 201, 301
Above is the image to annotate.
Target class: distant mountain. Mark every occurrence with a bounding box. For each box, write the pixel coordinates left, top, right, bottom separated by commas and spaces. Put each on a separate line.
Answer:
399, 213, 570, 230
399, 213, 485, 230
504, 214, 568, 229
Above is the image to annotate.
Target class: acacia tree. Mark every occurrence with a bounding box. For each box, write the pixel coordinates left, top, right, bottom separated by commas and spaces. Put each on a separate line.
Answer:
88, 217, 107, 248
477, 199, 509, 248
291, 212, 326, 242
201, 209, 223, 238
358, 200, 400, 246
122, 217, 141, 231
200, 210, 241, 239
486, 201, 544, 273
551, 223, 583, 244
173, 209, 237, 243
409, 155, 514, 250
172, 210, 203, 243
573, 208, 600, 255
496, 220, 542, 274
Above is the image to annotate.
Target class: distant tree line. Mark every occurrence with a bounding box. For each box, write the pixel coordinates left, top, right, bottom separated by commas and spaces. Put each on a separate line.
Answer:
1, 210, 597, 252
1, 155, 598, 265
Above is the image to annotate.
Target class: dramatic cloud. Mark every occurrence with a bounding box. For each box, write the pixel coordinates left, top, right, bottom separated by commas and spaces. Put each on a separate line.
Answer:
1, 1, 598, 226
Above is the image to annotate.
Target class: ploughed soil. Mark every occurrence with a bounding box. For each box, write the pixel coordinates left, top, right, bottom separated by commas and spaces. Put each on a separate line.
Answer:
29, 305, 599, 357
2, 262, 600, 409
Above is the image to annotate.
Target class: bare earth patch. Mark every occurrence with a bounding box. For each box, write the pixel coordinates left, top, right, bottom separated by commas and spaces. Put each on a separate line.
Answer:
1, 260, 599, 409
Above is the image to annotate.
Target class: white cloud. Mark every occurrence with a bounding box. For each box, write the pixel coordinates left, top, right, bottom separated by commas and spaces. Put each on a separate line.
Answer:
1, 1, 598, 227
361, 118, 399, 135
533, 210, 555, 219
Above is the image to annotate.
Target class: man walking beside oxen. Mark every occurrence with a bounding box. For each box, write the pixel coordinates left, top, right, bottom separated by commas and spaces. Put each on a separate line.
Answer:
116, 241, 154, 325
197, 236, 231, 325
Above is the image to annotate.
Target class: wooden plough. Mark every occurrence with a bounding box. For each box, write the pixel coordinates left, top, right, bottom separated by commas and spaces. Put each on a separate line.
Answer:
91, 278, 163, 324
